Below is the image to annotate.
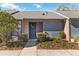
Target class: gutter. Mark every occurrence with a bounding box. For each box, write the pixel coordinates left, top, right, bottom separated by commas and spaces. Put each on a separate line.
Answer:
10, 11, 20, 15
52, 11, 69, 19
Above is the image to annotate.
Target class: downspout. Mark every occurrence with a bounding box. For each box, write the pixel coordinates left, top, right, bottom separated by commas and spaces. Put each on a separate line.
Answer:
52, 11, 70, 41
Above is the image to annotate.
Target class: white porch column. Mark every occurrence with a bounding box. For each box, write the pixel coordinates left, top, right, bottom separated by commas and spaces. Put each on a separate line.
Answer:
64, 19, 70, 41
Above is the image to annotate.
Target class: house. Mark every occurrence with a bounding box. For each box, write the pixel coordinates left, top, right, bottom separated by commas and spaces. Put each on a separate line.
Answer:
9, 10, 79, 41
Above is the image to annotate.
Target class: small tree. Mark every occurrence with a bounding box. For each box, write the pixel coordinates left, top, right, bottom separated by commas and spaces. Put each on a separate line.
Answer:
0, 11, 18, 42
57, 4, 71, 11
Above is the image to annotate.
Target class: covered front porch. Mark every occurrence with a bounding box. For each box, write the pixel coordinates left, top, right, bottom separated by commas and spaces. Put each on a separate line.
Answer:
21, 19, 67, 40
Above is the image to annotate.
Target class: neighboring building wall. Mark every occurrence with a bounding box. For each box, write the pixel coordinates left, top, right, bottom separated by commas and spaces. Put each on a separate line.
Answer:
71, 19, 79, 37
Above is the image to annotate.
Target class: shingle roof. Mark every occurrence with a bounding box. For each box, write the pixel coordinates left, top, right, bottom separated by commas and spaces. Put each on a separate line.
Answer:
12, 11, 66, 19
11, 10, 79, 19
57, 10, 79, 19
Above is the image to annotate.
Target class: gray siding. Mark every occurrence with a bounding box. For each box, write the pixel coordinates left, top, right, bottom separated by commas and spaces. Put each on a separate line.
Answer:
43, 20, 63, 31
43, 20, 63, 37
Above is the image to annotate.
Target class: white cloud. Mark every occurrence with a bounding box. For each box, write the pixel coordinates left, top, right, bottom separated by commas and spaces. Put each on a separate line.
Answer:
33, 4, 41, 8
0, 3, 26, 11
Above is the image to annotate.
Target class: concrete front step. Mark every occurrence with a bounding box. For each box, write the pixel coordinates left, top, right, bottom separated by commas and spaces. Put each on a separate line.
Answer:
28, 39, 37, 41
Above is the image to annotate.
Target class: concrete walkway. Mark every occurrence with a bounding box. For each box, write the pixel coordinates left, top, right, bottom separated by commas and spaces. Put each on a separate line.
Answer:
19, 41, 37, 56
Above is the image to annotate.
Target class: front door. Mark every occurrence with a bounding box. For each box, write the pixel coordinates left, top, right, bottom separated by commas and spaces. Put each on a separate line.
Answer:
29, 22, 36, 39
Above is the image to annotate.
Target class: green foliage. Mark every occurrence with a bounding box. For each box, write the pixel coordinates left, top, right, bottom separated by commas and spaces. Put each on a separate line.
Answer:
6, 39, 27, 48
52, 38, 61, 43
0, 11, 18, 42
37, 35, 79, 49
48, 37, 55, 41
0, 38, 2, 43
6, 33, 28, 48
62, 42, 68, 49
59, 31, 66, 39
57, 4, 71, 11
71, 36, 78, 43
18, 33, 28, 42
36, 32, 46, 42
6, 41, 21, 48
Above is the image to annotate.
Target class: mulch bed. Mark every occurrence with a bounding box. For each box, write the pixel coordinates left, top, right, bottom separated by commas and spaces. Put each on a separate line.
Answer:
37, 40, 79, 50
0, 42, 26, 50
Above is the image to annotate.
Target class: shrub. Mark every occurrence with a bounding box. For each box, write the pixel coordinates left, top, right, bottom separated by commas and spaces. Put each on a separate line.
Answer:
52, 37, 61, 43
48, 37, 55, 41
6, 41, 20, 47
62, 42, 69, 49
63, 44, 68, 49
6, 40, 24, 48
0, 38, 2, 43
59, 31, 66, 39
0, 42, 6, 47
71, 36, 78, 43
36, 32, 46, 42
18, 34, 28, 42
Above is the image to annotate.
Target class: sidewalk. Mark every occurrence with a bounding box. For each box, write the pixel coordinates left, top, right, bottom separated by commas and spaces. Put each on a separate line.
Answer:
20, 46, 37, 56
0, 50, 21, 56
19, 40, 37, 56
37, 50, 79, 56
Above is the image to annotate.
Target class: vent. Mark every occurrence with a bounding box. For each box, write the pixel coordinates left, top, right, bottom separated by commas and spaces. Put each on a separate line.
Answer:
42, 12, 48, 15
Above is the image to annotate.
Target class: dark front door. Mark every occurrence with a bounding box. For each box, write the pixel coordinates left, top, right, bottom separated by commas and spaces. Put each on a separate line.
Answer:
29, 22, 36, 39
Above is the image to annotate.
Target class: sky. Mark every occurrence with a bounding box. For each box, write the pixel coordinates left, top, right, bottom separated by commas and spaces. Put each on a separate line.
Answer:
0, 3, 79, 11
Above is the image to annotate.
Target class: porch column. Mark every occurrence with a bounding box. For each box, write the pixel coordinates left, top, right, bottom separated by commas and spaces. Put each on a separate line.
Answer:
64, 19, 70, 41
22, 19, 29, 35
